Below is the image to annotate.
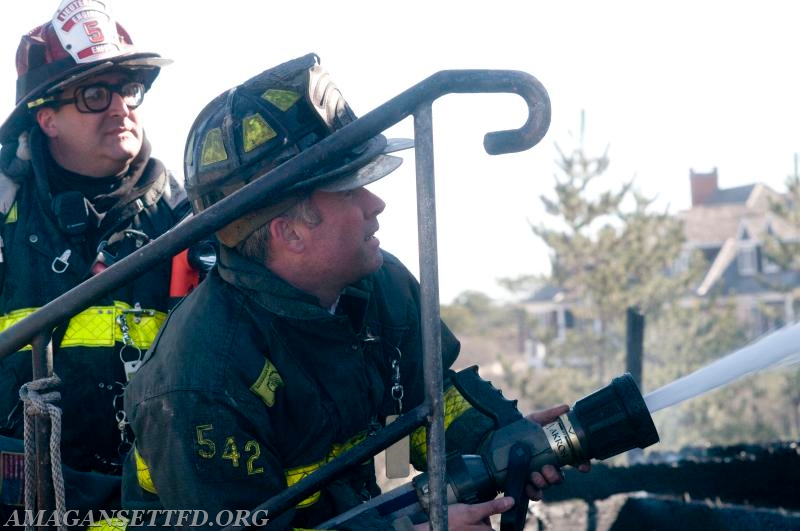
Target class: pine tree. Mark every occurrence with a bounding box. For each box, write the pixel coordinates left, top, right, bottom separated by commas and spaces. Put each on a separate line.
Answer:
757, 158, 800, 440
529, 112, 697, 385
503, 113, 755, 449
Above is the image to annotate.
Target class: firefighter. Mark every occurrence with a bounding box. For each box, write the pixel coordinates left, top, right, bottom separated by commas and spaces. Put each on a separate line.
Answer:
122, 53, 587, 530
0, 0, 190, 525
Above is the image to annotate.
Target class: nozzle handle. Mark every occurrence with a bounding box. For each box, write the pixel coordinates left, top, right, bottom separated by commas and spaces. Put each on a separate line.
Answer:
499, 441, 532, 531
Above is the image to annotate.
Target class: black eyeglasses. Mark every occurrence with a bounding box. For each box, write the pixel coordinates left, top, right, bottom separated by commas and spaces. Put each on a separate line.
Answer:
54, 81, 146, 113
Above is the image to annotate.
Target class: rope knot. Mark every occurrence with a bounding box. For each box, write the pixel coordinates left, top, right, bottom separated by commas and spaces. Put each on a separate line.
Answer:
20, 375, 66, 531
19, 375, 62, 416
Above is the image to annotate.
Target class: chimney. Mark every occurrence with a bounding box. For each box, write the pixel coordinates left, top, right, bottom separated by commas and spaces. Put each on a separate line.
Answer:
690, 167, 718, 206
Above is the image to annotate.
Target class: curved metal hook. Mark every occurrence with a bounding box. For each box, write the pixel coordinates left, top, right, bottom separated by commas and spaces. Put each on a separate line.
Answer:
415, 69, 552, 155
294, 68, 552, 193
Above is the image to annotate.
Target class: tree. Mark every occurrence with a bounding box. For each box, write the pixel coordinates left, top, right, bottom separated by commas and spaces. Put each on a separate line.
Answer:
527, 112, 699, 385
502, 113, 756, 450
441, 290, 519, 335
756, 161, 800, 440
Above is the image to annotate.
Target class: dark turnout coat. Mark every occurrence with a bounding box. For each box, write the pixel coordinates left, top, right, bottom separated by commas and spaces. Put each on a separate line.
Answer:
0, 129, 188, 494
123, 247, 497, 530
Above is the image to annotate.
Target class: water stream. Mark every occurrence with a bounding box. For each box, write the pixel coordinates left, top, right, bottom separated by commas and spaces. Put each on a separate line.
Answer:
644, 320, 800, 414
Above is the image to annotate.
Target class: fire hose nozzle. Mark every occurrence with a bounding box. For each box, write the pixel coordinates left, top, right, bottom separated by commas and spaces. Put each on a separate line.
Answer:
480, 373, 660, 490
320, 374, 661, 530
568, 372, 660, 461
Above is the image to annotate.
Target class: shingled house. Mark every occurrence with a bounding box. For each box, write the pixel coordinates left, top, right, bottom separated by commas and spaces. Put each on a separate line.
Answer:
680, 168, 800, 337
524, 168, 800, 342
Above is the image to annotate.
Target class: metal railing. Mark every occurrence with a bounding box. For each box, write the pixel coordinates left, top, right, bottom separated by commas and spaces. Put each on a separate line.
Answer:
0, 68, 551, 530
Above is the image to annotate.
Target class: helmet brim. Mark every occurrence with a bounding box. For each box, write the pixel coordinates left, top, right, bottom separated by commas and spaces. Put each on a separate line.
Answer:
317, 153, 403, 192
309, 136, 414, 193
215, 136, 413, 248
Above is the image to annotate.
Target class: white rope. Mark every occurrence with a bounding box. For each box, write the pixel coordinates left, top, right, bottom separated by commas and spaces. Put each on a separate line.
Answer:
19, 376, 66, 531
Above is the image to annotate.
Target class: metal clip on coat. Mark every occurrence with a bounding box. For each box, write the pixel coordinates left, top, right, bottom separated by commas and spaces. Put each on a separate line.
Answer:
51, 249, 71, 273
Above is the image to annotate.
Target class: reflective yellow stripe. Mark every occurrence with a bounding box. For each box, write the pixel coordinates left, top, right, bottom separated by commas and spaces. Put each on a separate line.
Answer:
285, 463, 322, 508
285, 431, 370, 508
0, 302, 166, 350
5, 202, 16, 223
87, 517, 128, 530
134, 445, 157, 494
410, 385, 472, 465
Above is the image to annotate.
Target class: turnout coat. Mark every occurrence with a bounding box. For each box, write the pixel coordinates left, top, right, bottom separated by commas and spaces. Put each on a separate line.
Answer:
123, 247, 497, 530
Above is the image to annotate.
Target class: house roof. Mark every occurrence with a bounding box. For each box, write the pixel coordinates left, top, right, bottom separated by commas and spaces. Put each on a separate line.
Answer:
679, 183, 798, 245
524, 176, 800, 311
680, 203, 749, 245
528, 284, 566, 303
682, 181, 800, 296
704, 184, 756, 205
696, 237, 736, 296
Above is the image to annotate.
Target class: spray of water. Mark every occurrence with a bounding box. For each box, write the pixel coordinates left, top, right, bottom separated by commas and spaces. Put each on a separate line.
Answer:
644, 320, 800, 413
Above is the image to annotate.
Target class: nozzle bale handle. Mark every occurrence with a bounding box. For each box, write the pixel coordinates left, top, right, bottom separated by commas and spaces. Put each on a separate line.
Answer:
449, 365, 522, 429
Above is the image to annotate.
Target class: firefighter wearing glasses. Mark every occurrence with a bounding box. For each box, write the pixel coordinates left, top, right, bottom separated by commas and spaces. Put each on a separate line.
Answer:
0, 0, 190, 523
121, 54, 582, 530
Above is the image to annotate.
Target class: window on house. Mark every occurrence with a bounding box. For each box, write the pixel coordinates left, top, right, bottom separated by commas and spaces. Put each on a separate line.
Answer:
564, 309, 575, 329
538, 310, 557, 330
747, 300, 787, 338
762, 255, 781, 274
750, 301, 786, 338
672, 248, 691, 275
737, 245, 758, 275
760, 246, 781, 274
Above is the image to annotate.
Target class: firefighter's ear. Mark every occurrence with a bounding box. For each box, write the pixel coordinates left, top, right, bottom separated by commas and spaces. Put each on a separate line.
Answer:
270, 217, 305, 253
35, 107, 59, 138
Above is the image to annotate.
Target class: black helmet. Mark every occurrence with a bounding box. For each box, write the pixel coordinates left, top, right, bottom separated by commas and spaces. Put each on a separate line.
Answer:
0, 0, 171, 144
184, 53, 411, 248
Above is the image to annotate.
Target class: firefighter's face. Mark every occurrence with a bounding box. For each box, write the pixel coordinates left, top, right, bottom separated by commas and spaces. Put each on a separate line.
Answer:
302, 186, 386, 284
35, 72, 145, 177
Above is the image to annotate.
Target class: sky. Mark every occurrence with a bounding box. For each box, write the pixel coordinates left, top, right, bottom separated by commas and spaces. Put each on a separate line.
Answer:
2, 1, 799, 303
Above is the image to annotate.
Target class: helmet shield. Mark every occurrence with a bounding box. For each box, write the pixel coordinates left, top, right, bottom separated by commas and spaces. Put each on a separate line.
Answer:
0, 0, 171, 143
184, 53, 411, 248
